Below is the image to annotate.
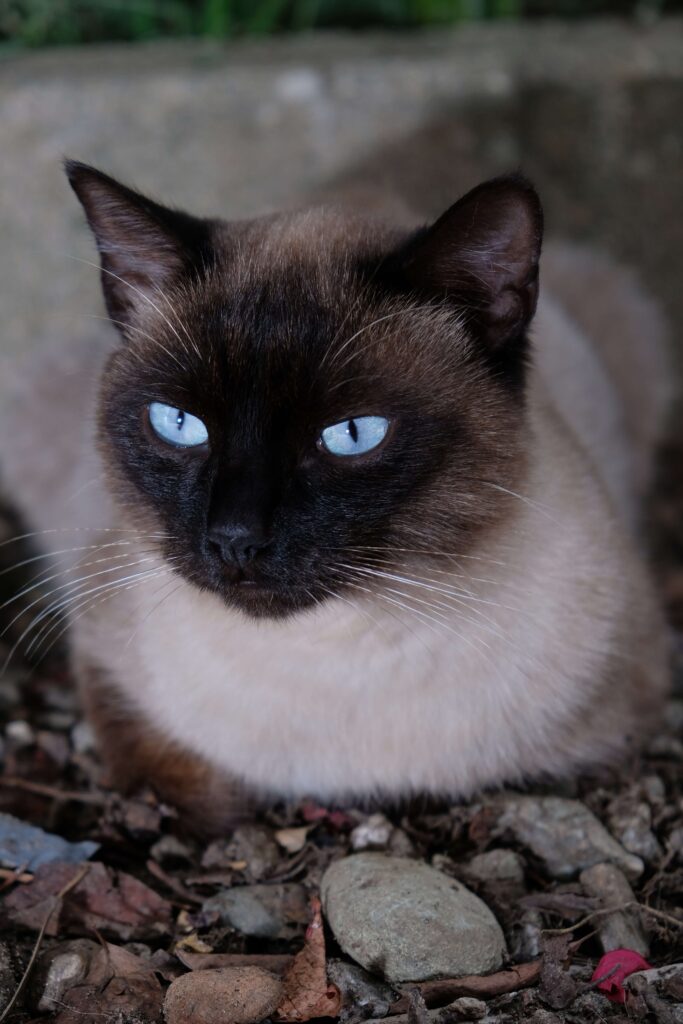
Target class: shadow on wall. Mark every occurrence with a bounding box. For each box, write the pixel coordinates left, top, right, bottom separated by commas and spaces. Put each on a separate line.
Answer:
321, 82, 683, 361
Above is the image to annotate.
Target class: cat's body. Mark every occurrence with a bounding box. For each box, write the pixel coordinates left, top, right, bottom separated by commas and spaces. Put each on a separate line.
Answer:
0, 166, 671, 829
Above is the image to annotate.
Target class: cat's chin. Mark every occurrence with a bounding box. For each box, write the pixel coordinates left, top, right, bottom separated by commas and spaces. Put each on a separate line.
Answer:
215, 579, 321, 620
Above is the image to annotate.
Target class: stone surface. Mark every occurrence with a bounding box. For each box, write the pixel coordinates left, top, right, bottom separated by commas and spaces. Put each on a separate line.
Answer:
350, 813, 394, 852
164, 966, 282, 1024
464, 849, 525, 886
579, 862, 649, 956
202, 825, 279, 881
321, 853, 506, 983
495, 796, 644, 880
37, 949, 90, 1012
0, 811, 98, 871
327, 959, 395, 1019
607, 792, 663, 863
202, 883, 309, 939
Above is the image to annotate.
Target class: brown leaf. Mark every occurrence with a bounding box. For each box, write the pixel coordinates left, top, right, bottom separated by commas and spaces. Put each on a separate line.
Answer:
274, 896, 341, 1021
53, 942, 163, 1024
2, 860, 172, 941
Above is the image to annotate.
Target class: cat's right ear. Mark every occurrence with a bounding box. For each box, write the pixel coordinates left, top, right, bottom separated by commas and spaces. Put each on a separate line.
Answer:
65, 160, 211, 331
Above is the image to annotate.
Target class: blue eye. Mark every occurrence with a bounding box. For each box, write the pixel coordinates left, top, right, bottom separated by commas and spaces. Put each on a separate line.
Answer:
148, 402, 209, 448
320, 416, 390, 457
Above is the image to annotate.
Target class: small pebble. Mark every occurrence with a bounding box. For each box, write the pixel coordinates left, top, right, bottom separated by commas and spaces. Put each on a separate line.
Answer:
464, 848, 525, 886
327, 959, 395, 1018
202, 882, 309, 939
164, 966, 282, 1024
350, 813, 393, 851
579, 861, 649, 956
5, 719, 34, 747
202, 824, 279, 881
150, 834, 193, 865
495, 795, 644, 880
70, 720, 97, 754
607, 792, 663, 863
441, 996, 487, 1020
38, 951, 89, 1011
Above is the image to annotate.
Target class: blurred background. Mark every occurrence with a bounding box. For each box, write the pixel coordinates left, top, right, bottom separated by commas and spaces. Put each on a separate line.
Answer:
0, 1, 681, 363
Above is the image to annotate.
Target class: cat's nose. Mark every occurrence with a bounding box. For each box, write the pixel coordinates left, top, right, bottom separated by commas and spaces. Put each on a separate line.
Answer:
208, 524, 270, 572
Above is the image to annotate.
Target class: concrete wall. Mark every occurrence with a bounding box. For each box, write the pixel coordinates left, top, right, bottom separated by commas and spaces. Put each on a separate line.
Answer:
1, 19, 681, 363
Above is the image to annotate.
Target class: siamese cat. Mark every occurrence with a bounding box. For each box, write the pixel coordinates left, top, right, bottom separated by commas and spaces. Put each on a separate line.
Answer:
0, 162, 671, 832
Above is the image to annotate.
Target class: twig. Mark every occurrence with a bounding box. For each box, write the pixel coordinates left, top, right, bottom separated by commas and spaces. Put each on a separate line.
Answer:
145, 859, 202, 906
543, 900, 683, 936
0, 863, 90, 1023
388, 960, 542, 1013
0, 775, 108, 806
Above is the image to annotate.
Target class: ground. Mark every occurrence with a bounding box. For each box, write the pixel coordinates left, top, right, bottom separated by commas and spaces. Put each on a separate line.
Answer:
0, 427, 681, 1024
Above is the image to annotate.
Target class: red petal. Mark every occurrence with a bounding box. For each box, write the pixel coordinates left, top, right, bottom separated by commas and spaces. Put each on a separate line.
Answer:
592, 949, 652, 1003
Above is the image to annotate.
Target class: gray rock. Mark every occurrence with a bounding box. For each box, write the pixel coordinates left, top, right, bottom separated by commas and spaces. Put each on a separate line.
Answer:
350, 813, 394, 852
5, 720, 34, 747
464, 849, 525, 886
38, 950, 89, 1012
607, 793, 663, 863
202, 882, 309, 939
441, 997, 487, 1020
327, 959, 395, 1019
579, 862, 649, 956
321, 853, 506, 983
0, 812, 98, 871
495, 796, 643, 880
202, 824, 279, 881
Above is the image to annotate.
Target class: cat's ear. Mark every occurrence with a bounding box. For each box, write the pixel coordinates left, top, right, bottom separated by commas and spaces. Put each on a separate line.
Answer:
399, 175, 543, 349
65, 160, 210, 329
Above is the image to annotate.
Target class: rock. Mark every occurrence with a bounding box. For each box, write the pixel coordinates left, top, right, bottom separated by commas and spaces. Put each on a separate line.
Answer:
440, 996, 487, 1020
0, 812, 99, 871
350, 813, 394, 852
327, 959, 395, 1019
150, 834, 194, 865
202, 825, 279, 881
510, 910, 543, 962
579, 862, 649, 956
495, 796, 644, 880
464, 849, 525, 886
5, 719, 34, 747
321, 853, 506, 983
164, 966, 282, 1024
607, 792, 663, 863
626, 962, 683, 1002
202, 883, 309, 939
37, 943, 93, 1012
71, 720, 97, 755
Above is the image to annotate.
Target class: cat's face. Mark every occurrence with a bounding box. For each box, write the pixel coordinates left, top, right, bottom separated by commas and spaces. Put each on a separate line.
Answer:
67, 163, 542, 618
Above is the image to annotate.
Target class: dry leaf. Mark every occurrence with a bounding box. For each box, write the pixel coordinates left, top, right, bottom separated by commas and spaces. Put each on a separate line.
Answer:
275, 827, 311, 854
2, 860, 172, 940
53, 941, 163, 1024
275, 896, 341, 1021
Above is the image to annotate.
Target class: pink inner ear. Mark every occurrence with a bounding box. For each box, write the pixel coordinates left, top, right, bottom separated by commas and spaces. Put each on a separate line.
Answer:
400, 175, 543, 348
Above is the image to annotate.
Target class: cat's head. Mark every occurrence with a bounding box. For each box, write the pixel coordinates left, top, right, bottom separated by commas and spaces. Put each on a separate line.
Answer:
66, 161, 542, 618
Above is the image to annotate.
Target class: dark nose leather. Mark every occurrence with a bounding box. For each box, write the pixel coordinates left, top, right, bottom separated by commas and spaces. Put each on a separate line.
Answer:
208, 524, 269, 571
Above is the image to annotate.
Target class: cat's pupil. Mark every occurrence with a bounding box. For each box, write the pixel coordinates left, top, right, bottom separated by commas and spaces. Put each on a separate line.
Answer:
348, 419, 358, 443
175, 411, 185, 430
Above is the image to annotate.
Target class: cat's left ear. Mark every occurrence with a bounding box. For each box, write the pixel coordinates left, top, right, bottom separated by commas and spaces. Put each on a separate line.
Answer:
65, 160, 211, 330
398, 175, 543, 350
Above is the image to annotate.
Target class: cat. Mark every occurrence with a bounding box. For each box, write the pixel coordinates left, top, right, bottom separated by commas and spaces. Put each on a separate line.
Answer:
0, 161, 672, 833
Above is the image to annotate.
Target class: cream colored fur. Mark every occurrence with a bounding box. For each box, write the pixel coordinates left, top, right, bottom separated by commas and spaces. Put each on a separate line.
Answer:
0, 241, 671, 801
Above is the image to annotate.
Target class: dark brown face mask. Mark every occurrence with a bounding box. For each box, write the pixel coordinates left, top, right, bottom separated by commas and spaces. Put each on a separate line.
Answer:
66, 161, 541, 618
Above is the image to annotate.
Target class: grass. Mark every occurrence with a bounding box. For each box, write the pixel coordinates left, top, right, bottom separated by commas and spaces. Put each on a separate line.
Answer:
0, 0, 676, 48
